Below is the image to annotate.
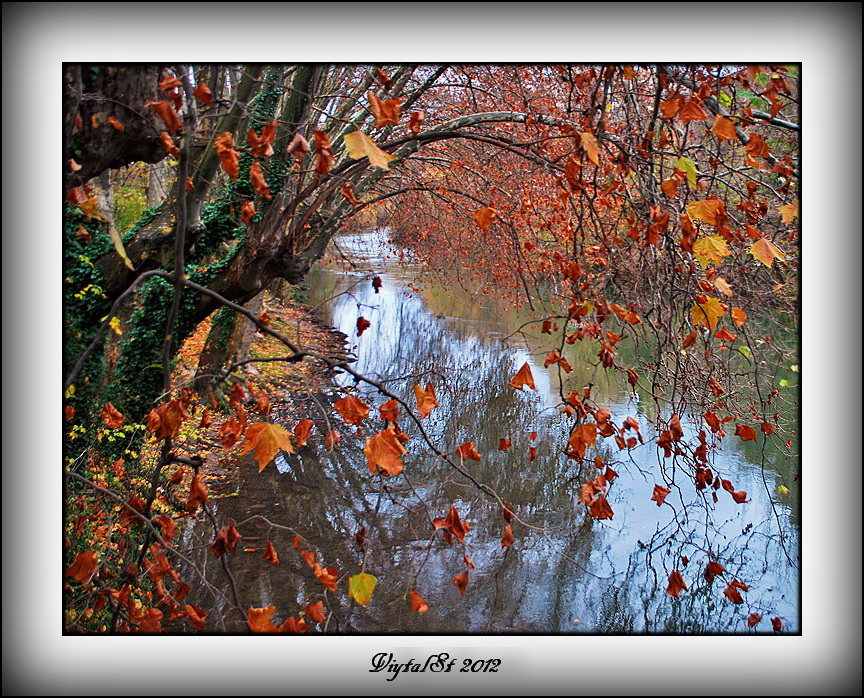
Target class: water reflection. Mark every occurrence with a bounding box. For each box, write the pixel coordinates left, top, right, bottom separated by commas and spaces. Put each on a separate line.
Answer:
189, 230, 798, 634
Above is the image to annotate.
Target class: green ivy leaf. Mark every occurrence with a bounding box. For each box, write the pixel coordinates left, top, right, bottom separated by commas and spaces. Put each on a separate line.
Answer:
348, 572, 377, 605
737, 345, 752, 359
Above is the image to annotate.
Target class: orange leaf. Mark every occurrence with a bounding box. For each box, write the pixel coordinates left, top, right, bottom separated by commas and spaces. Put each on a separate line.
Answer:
375, 67, 393, 91
749, 237, 787, 268
498, 437, 512, 451
356, 316, 371, 336
723, 583, 745, 604
661, 177, 679, 199
247, 121, 277, 158
367, 90, 401, 128
735, 423, 757, 442
313, 130, 334, 175
711, 114, 738, 141
247, 606, 279, 633
159, 131, 180, 159
501, 524, 514, 548
214, 132, 240, 181
379, 399, 399, 424
659, 97, 680, 119
747, 612, 762, 628
682, 331, 697, 349
241, 200, 256, 225
713, 277, 734, 297
240, 422, 295, 472
108, 116, 124, 131
408, 110, 425, 136
218, 416, 242, 450
455, 441, 481, 461
410, 590, 429, 613
704, 560, 725, 584
731, 307, 747, 327
364, 424, 408, 476
313, 563, 339, 592
65, 551, 99, 584
579, 131, 601, 165
192, 82, 212, 105
101, 402, 125, 429
263, 541, 279, 565
305, 600, 326, 624
254, 391, 271, 416
414, 383, 439, 418
666, 570, 688, 597
334, 394, 370, 426
679, 97, 708, 123
65, 405, 75, 422
286, 132, 310, 159
544, 349, 562, 368
568, 423, 597, 459
771, 617, 783, 632
185, 475, 208, 515
433, 506, 470, 544
184, 604, 208, 632
471, 206, 498, 233
509, 362, 536, 391
146, 400, 186, 440
715, 327, 738, 342
149, 99, 182, 132
249, 161, 271, 199
452, 571, 469, 596
325, 429, 341, 451
341, 181, 363, 206
651, 484, 671, 507
293, 419, 313, 447
588, 494, 614, 520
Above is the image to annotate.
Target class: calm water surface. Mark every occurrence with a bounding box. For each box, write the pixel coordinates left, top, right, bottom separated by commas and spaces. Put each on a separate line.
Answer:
191, 230, 799, 634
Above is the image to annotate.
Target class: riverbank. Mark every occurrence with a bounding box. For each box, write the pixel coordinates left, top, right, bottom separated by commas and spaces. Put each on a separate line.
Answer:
171, 292, 351, 497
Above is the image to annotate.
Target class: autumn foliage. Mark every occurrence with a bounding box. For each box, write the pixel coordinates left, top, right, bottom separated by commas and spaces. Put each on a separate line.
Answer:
63, 62, 798, 636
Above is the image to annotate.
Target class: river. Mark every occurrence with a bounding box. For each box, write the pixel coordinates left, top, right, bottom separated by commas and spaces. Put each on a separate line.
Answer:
190, 229, 799, 634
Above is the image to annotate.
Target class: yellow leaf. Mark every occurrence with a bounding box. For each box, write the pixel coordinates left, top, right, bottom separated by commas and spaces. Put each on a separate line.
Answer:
348, 572, 377, 605
779, 201, 798, 224
691, 295, 726, 331
749, 238, 787, 268
693, 234, 732, 268
675, 157, 698, 188
580, 132, 600, 166
343, 131, 397, 170
109, 316, 123, 335
240, 422, 295, 472
687, 199, 725, 226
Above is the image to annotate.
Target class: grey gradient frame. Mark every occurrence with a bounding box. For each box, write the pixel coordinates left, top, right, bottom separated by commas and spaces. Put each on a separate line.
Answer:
3, 2, 860, 695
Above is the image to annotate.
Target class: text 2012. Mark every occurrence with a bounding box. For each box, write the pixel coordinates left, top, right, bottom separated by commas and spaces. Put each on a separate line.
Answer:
369, 652, 501, 680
